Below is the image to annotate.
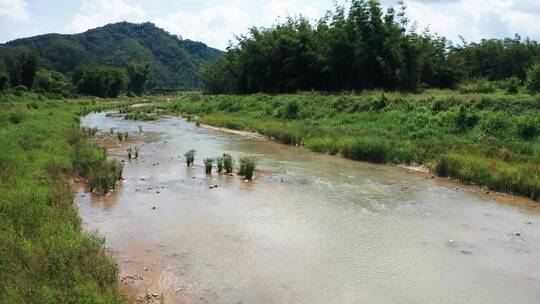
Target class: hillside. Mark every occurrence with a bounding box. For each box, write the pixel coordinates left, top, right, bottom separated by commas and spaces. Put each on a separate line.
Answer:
0, 22, 223, 90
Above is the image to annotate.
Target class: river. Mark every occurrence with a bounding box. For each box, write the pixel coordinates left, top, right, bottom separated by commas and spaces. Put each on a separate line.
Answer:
78, 111, 540, 304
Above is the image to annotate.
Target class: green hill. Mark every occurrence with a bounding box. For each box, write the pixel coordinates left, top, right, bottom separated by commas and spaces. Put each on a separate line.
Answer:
0, 22, 223, 90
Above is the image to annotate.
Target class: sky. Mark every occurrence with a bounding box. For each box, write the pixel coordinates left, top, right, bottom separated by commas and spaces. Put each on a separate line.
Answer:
1, 0, 540, 50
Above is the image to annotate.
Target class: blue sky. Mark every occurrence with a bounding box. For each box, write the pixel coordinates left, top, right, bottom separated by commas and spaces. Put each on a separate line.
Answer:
2, 0, 540, 50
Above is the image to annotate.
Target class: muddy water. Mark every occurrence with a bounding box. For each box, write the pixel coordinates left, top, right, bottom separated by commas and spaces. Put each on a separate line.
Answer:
78, 111, 540, 304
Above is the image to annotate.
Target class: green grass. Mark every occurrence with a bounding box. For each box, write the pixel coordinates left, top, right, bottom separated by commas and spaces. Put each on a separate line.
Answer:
184, 149, 195, 167
148, 90, 540, 199
0, 99, 127, 303
239, 157, 257, 180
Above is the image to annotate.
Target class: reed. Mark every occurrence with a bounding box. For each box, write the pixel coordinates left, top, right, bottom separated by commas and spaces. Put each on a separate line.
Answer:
216, 157, 224, 173
185, 149, 195, 166
239, 157, 257, 180
204, 158, 214, 174
223, 154, 234, 173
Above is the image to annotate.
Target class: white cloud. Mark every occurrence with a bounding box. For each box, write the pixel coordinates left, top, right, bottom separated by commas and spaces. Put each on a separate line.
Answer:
399, 0, 540, 42
154, 0, 329, 49
69, 0, 147, 33
154, 6, 251, 49
0, 0, 30, 22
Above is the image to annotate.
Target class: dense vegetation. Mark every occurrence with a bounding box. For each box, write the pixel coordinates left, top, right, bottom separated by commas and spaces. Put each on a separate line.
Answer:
0, 95, 127, 303
0, 22, 222, 91
139, 91, 539, 200
202, 0, 540, 94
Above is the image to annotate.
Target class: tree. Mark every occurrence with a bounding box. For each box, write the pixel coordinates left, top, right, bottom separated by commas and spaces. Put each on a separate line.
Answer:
19, 52, 37, 89
127, 60, 151, 96
73, 65, 128, 97
0, 62, 8, 92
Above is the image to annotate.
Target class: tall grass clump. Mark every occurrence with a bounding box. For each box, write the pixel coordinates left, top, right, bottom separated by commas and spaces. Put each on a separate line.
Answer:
185, 149, 195, 166
204, 158, 214, 174
223, 154, 234, 173
239, 157, 257, 180
116, 132, 123, 141
216, 157, 224, 173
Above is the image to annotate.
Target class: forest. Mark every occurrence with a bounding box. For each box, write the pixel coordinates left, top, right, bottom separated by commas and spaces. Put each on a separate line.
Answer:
202, 0, 540, 94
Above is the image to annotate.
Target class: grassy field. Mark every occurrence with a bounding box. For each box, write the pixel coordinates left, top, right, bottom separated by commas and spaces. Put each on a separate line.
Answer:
0, 94, 128, 303
138, 90, 540, 200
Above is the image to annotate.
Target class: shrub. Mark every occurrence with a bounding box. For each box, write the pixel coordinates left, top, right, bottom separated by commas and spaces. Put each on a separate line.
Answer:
516, 116, 538, 140
459, 79, 496, 94
501, 76, 521, 94
239, 157, 257, 180
284, 100, 299, 119
185, 149, 195, 166
340, 137, 390, 163
223, 154, 234, 173
370, 94, 387, 111
204, 158, 214, 174
526, 63, 540, 94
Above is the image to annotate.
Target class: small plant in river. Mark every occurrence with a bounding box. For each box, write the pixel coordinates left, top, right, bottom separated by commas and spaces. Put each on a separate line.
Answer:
127, 147, 132, 160
124, 132, 128, 141
134, 146, 139, 159
204, 158, 214, 174
139, 125, 143, 133
239, 157, 257, 180
117, 132, 123, 141
216, 157, 224, 173
109, 127, 114, 135
185, 149, 195, 166
223, 154, 234, 174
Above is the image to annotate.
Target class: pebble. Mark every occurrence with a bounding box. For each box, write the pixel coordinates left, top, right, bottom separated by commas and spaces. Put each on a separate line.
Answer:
513, 232, 521, 237
461, 249, 472, 255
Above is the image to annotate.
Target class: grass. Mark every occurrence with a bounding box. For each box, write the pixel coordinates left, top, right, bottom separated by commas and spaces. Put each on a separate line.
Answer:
216, 157, 224, 173
204, 158, 214, 174
0, 98, 127, 303
239, 157, 257, 180
184, 149, 195, 167
222, 154, 234, 174
147, 91, 540, 199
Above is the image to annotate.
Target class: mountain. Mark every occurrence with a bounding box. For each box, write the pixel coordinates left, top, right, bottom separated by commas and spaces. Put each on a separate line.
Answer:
0, 22, 223, 90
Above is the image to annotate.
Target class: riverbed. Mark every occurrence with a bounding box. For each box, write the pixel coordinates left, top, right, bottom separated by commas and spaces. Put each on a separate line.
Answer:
78, 111, 540, 304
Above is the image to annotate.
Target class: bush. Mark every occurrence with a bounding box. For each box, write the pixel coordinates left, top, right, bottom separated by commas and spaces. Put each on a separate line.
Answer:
459, 79, 496, 94
340, 137, 390, 163
239, 157, 257, 180
370, 94, 387, 111
516, 116, 538, 140
501, 76, 521, 94
284, 100, 299, 119
526, 64, 540, 93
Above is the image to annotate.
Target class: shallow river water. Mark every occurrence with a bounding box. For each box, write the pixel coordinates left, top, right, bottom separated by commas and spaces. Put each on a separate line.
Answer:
79, 111, 540, 304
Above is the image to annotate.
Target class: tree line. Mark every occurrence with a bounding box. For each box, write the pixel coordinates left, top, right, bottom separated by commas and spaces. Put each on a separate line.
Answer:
202, 0, 540, 94
0, 52, 150, 98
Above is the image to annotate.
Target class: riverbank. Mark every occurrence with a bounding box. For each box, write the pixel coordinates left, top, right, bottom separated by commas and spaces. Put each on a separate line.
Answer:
137, 91, 539, 201
0, 98, 128, 303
